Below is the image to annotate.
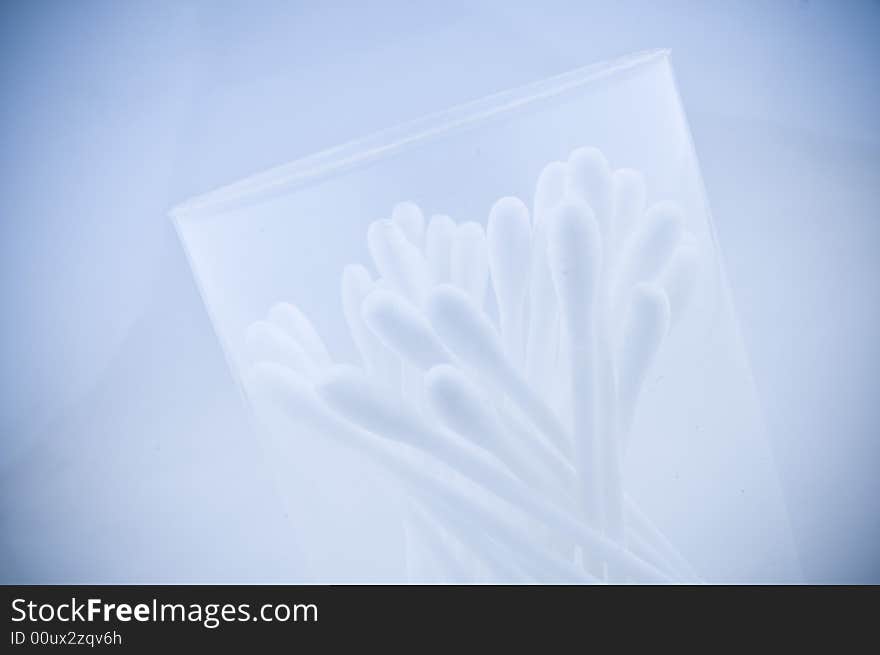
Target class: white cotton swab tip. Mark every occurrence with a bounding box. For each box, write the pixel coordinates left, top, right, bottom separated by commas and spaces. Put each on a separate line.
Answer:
426, 284, 571, 457
565, 147, 613, 232
392, 201, 426, 249
361, 288, 451, 371
424, 364, 497, 447
245, 361, 326, 430
425, 284, 506, 380
612, 201, 685, 323
267, 302, 332, 368
245, 320, 319, 381
625, 201, 685, 283
341, 264, 400, 388
317, 364, 402, 439
533, 161, 567, 224
367, 218, 430, 305
424, 363, 542, 488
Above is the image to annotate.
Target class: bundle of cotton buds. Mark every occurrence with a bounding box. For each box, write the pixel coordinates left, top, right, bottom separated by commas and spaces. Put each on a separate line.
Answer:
245, 146, 702, 583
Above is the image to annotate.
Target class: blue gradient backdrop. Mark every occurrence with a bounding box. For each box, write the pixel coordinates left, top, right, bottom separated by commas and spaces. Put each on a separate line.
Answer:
1, 0, 878, 582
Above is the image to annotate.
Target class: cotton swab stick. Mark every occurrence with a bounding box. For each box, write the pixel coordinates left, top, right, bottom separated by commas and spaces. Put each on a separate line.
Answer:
267, 302, 332, 368
365, 280, 427, 407
424, 364, 540, 489
439, 401, 571, 576
487, 196, 532, 369
525, 229, 559, 403
360, 286, 449, 410
314, 365, 667, 581
247, 361, 466, 579
245, 320, 320, 381
413, 498, 528, 584
597, 333, 625, 561
391, 201, 426, 249
425, 214, 456, 284
565, 147, 613, 232
545, 200, 603, 533
564, 151, 628, 557
624, 512, 693, 583
450, 221, 489, 308
491, 399, 575, 503
341, 264, 400, 390
426, 284, 571, 459
429, 490, 596, 583
402, 507, 438, 582
432, 494, 588, 584
367, 218, 430, 305
247, 350, 676, 581
527, 162, 565, 400
617, 284, 671, 448
361, 288, 452, 371
410, 493, 532, 583
317, 364, 516, 484
246, 362, 595, 583
405, 501, 471, 582
625, 525, 678, 581
624, 497, 701, 583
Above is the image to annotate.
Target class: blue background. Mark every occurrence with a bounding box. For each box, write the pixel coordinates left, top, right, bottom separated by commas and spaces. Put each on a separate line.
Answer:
1, 0, 878, 582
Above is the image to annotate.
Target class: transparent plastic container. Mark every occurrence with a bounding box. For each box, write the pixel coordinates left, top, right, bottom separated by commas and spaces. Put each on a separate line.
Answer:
172, 50, 801, 583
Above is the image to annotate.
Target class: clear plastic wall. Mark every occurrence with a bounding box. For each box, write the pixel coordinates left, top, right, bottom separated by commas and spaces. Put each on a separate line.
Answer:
172, 50, 800, 583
